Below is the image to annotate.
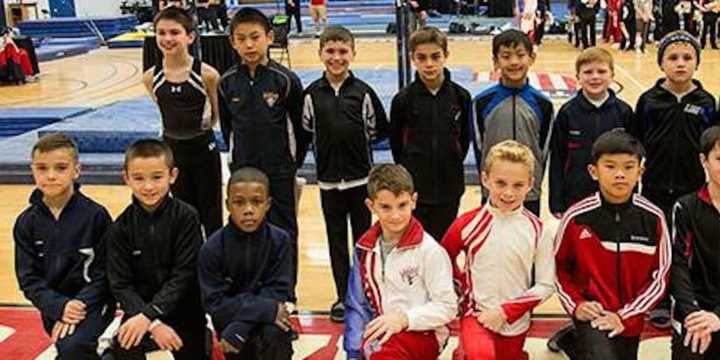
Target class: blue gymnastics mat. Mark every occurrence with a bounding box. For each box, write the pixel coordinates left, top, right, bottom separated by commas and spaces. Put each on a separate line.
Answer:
0, 107, 92, 139
0, 67, 489, 184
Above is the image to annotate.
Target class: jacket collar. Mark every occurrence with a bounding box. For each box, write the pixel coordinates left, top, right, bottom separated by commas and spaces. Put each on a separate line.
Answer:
698, 184, 713, 205
318, 70, 355, 90
132, 194, 172, 217
238, 59, 278, 78
357, 217, 424, 251
30, 182, 82, 215
653, 78, 705, 99
577, 89, 618, 111
599, 191, 633, 212
226, 218, 270, 240
412, 68, 453, 95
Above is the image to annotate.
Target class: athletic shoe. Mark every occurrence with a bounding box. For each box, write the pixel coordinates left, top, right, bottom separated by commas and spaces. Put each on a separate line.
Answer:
330, 301, 345, 323
649, 308, 672, 329
547, 323, 575, 353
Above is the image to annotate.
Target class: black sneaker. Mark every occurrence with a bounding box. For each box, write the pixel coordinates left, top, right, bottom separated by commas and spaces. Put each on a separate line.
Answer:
649, 308, 671, 329
547, 323, 575, 353
330, 301, 345, 323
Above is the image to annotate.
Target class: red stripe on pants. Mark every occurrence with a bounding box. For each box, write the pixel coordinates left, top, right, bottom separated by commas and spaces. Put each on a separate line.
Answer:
366, 331, 439, 360
459, 316, 528, 360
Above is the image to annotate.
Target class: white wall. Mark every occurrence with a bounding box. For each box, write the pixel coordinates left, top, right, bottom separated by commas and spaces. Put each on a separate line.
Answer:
34, 0, 125, 18
74, 0, 123, 17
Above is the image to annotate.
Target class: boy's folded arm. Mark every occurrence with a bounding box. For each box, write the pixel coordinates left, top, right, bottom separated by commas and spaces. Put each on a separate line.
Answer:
142, 213, 202, 320
198, 242, 278, 326
404, 245, 457, 331
75, 210, 113, 308
555, 223, 587, 316
502, 226, 556, 324
548, 110, 569, 214
106, 224, 147, 315
344, 252, 373, 358
389, 94, 407, 162
14, 219, 69, 321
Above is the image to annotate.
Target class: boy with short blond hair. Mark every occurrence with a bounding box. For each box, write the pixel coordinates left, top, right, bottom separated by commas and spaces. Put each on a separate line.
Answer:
473, 29, 553, 215
549, 47, 633, 216
15, 133, 115, 359
555, 130, 670, 360
344, 164, 457, 360
302, 25, 389, 322
108, 139, 208, 359
442, 140, 555, 360
390, 26, 472, 242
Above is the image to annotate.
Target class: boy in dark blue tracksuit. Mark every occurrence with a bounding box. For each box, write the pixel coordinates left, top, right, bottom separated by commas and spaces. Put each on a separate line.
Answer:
219, 7, 311, 301
198, 167, 293, 359
15, 133, 115, 359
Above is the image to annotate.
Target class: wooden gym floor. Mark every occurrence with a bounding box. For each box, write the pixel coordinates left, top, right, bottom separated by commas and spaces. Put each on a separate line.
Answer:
2, 37, 720, 316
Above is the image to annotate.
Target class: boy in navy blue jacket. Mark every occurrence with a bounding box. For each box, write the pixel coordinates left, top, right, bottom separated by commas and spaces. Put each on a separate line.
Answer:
15, 133, 115, 359
198, 167, 293, 360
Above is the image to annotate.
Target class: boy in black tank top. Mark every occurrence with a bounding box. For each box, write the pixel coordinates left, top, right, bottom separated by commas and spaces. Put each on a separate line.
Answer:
143, 7, 223, 237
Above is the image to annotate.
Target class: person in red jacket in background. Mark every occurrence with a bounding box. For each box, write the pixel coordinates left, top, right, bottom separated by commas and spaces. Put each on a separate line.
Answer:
0, 30, 34, 79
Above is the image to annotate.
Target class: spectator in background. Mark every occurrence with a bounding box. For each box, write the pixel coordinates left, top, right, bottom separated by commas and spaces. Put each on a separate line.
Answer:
286, 0, 303, 33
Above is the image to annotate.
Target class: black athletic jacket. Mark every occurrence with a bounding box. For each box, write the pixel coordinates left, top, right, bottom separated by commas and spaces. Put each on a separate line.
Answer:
198, 220, 291, 348
15, 185, 113, 322
390, 69, 472, 204
302, 72, 390, 184
670, 185, 720, 325
549, 91, 633, 214
631, 79, 717, 197
107, 196, 205, 326
219, 60, 311, 177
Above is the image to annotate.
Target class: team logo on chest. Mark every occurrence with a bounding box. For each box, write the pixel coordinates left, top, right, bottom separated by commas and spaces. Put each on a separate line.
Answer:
399, 266, 420, 286
263, 91, 280, 107
170, 85, 182, 94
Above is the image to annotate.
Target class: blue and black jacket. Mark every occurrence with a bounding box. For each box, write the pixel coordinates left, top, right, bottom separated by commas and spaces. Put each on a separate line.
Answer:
198, 220, 291, 349
473, 81, 554, 202
14, 185, 114, 325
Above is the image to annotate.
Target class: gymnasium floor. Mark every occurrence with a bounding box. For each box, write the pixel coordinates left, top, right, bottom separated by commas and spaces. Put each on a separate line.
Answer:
2, 36, 720, 358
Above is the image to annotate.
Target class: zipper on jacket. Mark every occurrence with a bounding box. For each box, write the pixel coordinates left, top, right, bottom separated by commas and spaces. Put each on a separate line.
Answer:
512, 94, 517, 140
614, 210, 624, 305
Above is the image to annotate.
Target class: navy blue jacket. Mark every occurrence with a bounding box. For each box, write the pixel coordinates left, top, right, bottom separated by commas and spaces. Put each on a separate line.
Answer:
107, 196, 205, 326
219, 60, 311, 177
549, 90, 633, 214
198, 220, 291, 348
14, 185, 113, 321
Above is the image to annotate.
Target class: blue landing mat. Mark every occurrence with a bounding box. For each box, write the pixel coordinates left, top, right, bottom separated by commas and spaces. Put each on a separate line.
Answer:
0, 107, 92, 139
0, 67, 488, 184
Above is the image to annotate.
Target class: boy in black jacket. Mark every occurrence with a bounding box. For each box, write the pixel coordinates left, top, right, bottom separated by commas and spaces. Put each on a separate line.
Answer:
108, 139, 208, 360
15, 133, 115, 359
198, 167, 293, 360
550, 47, 633, 217
390, 26, 471, 242
302, 25, 389, 322
631, 30, 717, 329
220, 8, 311, 302
670, 126, 720, 359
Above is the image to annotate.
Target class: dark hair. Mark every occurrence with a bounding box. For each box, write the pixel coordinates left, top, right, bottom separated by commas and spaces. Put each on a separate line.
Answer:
153, 6, 194, 34
492, 29, 533, 58
319, 25, 355, 50
700, 126, 720, 156
32, 132, 79, 161
367, 164, 414, 198
229, 7, 271, 35
227, 167, 270, 192
591, 129, 645, 163
409, 26, 448, 54
124, 139, 175, 170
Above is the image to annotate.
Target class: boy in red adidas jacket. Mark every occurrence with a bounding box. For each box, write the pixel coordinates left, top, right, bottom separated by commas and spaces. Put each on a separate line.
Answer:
555, 129, 671, 360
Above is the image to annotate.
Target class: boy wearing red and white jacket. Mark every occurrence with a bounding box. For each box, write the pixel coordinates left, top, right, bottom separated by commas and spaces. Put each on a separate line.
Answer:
442, 140, 555, 360
344, 164, 457, 360
555, 130, 671, 360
